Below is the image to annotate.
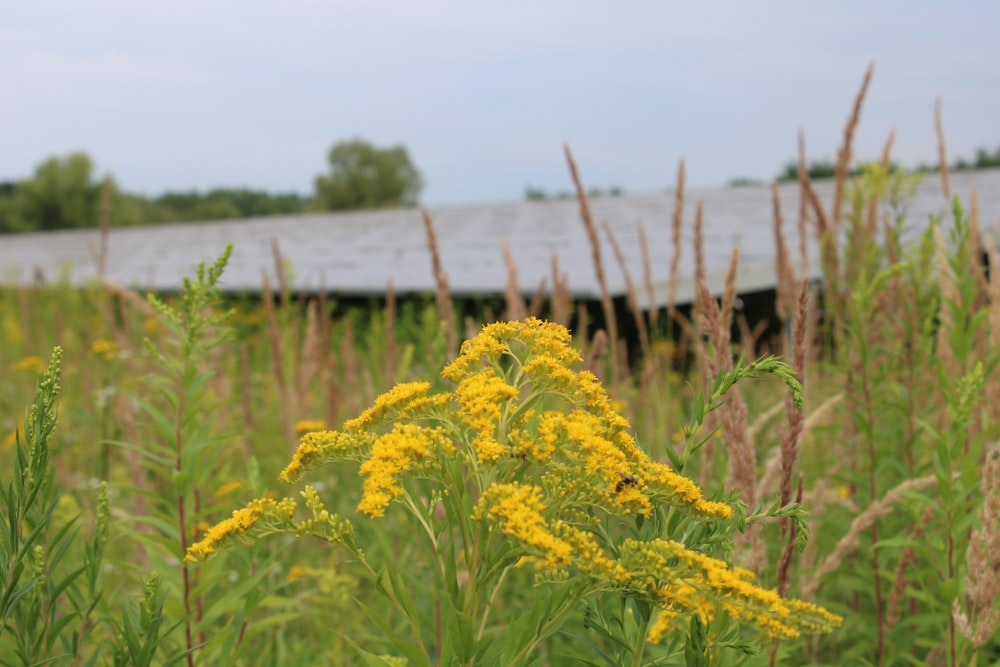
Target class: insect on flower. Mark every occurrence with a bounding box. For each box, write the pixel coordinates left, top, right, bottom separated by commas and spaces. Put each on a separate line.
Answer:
615, 472, 639, 493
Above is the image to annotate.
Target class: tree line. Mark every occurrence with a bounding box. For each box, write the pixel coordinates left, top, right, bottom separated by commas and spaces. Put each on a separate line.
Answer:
728, 144, 1000, 187
0, 139, 423, 234
2, 139, 997, 233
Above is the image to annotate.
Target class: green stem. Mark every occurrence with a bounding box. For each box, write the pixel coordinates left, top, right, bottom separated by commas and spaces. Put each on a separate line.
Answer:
475, 564, 512, 641
631, 612, 650, 667
505, 586, 593, 666
401, 493, 440, 563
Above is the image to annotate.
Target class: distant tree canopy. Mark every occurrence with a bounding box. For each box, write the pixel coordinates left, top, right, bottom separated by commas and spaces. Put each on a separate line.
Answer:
934, 145, 1000, 172
17, 153, 100, 231
727, 177, 764, 188
314, 139, 423, 211
775, 145, 1000, 183
776, 160, 840, 182
0, 137, 423, 233
524, 185, 623, 201
0, 153, 145, 233
146, 189, 307, 223
2, 141, 997, 234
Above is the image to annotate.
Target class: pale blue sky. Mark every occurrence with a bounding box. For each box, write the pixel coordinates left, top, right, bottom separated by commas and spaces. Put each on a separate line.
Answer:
2, 1, 997, 205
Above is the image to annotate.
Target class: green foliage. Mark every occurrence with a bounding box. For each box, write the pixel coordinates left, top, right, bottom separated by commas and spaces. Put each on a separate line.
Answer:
314, 138, 423, 211
189, 320, 838, 665
726, 177, 763, 188
110, 244, 302, 665
13, 153, 102, 231
970, 145, 1000, 169
0, 349, 185, 665
0, 348, 102, 664
2, 153, 142, 232
523, 185, 622, 201
788, 172, 1000, 666
3, 157, 1000, 665
776, 159, 839, 182
147, 188, 308, 223
912, 144, 1000, 174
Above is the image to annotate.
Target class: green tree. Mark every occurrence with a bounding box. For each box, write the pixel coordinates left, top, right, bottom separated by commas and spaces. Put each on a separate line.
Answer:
0, 182, 16, 232
313, 139, 423, 211
973, 145, 1000, 169
147, 188, 307, 223
5, 153, 143, 232
524, 185, 548, 201
14, 153, 100, 230
777, 159, 837, 182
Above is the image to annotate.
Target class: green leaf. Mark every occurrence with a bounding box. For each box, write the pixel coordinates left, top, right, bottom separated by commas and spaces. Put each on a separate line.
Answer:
375, 566, 423, 634
441, 590, 475, 664
341, 634, 412, 666
354, 597, 433, 667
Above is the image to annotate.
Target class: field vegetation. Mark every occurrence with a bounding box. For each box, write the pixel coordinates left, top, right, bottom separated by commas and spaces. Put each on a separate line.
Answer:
0, 66, 998, 665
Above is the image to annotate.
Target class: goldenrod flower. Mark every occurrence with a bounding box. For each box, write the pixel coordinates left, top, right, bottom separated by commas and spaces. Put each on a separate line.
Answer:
647, 609, 682, 643
357, 424, 455, 518
618, 539, 842, 643
213, 479, 243, 498
295, 419, 327, 436
454, 371, 518, 463
280, 429, 376, 482
477, 481, 631, 582
208, 317, 840, 650
89, 338, 119, 361
11, 356, 46, 374
343, 382, 438, 432
443, 318, 582, 384
638, 460, 733, 520
476, 483, 573, 571
185, 497, 297, 562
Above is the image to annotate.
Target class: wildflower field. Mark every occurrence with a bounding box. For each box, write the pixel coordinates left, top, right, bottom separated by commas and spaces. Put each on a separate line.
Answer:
2, 77, 999, 666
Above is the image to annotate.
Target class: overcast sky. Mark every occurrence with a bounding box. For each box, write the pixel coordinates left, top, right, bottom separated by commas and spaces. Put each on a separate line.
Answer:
2, 1, 997, 205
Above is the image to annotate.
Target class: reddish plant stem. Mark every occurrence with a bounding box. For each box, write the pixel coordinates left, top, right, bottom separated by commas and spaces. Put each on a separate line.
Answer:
235, 561, 254, 651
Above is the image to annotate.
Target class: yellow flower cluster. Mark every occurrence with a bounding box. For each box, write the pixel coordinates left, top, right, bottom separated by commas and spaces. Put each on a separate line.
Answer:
620, 539, 842, 642
213, 479, 243, 498
192, 318, 839, 648
280, 429, 377, 482
454, 371, 518, 462
443, 318, 580, 383
476, 483, 573, 571
294, 419, 327, 436
343, 382, 442, 432
357, 424, 455, 518
10, 355, 47, 374
524, 358, 634, 450
89, 338, 119, 361
476, 482, 630, 583
637, 460, 733, 520
185, 497, 297, 562
529, 410, 650, 516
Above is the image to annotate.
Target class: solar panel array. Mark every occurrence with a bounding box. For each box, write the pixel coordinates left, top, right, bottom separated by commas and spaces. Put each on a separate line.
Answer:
1, 169, 997, 307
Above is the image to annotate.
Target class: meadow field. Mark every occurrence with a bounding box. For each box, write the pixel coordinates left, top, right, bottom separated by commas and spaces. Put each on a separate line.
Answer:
1, 81, 998, 666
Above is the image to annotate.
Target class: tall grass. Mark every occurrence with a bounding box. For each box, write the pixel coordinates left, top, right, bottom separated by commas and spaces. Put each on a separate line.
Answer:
1, 65, 998, 665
